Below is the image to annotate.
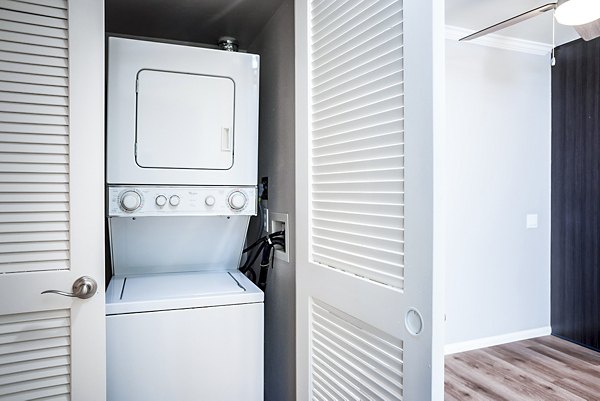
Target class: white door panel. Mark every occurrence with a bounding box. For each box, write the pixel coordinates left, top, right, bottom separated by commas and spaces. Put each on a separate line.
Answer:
298, 264, 406, 399
0, 0, 106, 399
296, 0, 445, 399
106, 303, 263, 401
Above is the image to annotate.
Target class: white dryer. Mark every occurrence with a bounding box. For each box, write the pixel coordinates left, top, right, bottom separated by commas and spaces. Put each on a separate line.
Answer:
106, 37, 259, 186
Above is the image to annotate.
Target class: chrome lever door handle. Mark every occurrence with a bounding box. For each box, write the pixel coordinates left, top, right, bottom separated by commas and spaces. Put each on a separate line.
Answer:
42, 276, 98, 299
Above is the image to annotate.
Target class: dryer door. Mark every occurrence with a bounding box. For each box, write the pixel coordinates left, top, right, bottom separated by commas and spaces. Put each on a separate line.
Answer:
135, 70, 234, 170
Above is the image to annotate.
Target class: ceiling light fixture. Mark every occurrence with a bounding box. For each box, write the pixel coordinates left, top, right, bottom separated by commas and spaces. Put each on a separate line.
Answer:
555, 0, 600, 26
460, 0, 600, 42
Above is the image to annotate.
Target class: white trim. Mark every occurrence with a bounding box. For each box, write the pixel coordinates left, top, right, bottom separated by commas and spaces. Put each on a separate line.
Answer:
444, 326, 552, 355
294, 0, 310, 399
403, 1, 446, 398
68, 1, 106, 399
445, 25, 553, 55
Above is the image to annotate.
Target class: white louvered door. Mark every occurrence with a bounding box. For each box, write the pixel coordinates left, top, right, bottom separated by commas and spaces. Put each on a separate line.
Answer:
295, 0, 445, 399
0, 1, 105, 400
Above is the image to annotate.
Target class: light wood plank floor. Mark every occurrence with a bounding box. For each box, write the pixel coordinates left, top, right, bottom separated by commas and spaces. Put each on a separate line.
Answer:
445, 336, 600, 401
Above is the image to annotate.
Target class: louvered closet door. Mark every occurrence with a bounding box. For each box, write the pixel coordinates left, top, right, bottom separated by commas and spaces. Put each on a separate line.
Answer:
295, 1, 445, 400
0, 1, 105, 400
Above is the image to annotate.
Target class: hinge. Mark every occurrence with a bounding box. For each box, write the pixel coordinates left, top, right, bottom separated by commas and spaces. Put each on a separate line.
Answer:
134, 143, 138, 156
135, 79, 139, 93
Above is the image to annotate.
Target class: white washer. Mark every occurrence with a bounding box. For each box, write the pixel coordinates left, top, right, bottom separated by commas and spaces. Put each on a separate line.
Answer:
106, 186, 263, 400
106, 270, 263, 401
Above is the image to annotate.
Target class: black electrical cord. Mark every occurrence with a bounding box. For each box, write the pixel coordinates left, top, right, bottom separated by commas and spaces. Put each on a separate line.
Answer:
245, 266, 256, 282
240, 235, 283, 273
239, 230, 285, 290
257, 246, 275, 291
240, 241, 266, 273
243, 231, 284, 253
241, 235, 283, 273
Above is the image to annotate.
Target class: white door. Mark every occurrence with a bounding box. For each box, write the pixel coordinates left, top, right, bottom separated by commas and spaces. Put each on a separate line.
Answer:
136, 70, 235, 170
0, 0, 106, 400
295, 0, 445, 400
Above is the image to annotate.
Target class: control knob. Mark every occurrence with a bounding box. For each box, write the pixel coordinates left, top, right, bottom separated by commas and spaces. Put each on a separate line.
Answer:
228, 191, 247, 210
155, 195, 167, 207
169, 195, 180, 207
120, 190, 142, 212
205, 195, 216, 206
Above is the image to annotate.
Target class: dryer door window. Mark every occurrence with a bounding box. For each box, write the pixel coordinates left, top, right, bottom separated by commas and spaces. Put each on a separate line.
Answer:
135, 70, 235, 170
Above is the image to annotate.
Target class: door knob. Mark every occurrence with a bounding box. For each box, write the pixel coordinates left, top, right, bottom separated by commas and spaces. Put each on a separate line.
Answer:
42, 276, 98, 299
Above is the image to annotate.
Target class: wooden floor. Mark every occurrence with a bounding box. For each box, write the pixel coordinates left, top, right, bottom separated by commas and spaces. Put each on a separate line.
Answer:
445, 336, 600, 401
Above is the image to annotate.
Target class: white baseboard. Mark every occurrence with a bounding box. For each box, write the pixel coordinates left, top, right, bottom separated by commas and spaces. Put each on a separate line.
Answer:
444, 326, 552, 355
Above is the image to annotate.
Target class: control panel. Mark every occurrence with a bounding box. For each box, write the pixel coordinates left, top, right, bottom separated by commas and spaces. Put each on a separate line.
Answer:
108, 186, 256, 217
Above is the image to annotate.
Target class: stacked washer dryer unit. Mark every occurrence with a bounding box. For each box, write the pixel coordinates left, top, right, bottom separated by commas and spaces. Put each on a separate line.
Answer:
105, 37, 262, 401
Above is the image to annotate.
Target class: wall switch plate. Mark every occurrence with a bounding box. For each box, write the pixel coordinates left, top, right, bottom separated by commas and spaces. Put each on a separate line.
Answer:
526, 214, 538, 229
270, 212, 289, 262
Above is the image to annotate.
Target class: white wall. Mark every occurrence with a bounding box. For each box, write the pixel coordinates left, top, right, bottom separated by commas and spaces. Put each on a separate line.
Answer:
248, 1, 296, 399
444, 39, 551, 352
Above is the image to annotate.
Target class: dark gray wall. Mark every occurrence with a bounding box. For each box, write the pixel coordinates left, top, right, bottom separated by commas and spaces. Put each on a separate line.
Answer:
106, 0, 284, 48
248, 1, 296, 399
551, 37, 600, 351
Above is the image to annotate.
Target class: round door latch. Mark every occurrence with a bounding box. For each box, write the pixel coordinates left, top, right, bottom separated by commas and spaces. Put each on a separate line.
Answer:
405, 308, 424, 336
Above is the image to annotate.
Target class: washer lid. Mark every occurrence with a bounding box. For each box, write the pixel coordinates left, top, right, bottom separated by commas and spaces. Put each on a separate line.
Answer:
106, 271, 263, 315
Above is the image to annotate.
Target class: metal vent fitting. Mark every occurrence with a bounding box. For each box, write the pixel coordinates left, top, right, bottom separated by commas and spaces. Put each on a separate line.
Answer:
218, 36, 239, 52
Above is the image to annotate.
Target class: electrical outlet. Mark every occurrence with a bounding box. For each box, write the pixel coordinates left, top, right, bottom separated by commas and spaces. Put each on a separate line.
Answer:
260, 177, 268, 200
270, 212, 289, 262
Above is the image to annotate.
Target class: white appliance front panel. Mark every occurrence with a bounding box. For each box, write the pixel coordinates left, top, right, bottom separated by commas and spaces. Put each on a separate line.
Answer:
108, 215, 250, 276
106, 302, 263, 401
107, 37, 259, 185
107, 186, 256, 217
136, 70, 234, 170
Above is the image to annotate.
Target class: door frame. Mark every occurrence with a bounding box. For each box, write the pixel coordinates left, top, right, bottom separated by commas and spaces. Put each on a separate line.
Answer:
68, 0, 106, 398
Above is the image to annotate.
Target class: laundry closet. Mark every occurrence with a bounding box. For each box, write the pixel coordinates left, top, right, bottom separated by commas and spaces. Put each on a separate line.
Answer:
104, 1, 296, 400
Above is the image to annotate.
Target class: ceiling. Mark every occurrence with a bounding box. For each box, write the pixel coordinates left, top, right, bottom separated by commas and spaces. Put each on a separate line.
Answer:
446, 0, 580, 45
106, 1, 581, 49
105, 0, 285, 48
